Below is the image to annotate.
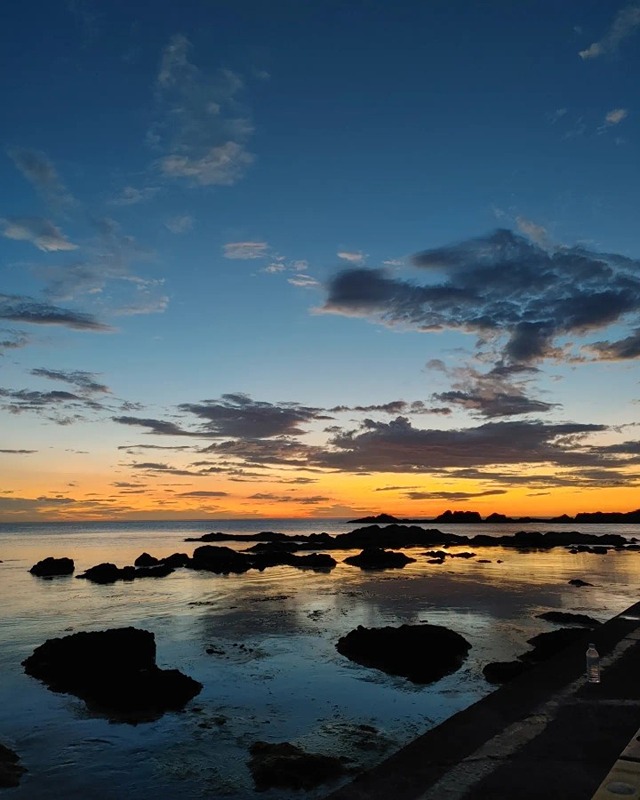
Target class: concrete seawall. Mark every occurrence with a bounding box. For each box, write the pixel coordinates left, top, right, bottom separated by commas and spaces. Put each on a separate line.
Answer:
325, 600, 640, 800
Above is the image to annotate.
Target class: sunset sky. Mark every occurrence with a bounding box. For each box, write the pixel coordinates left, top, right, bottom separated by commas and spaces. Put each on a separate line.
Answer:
1, 0, 639, 521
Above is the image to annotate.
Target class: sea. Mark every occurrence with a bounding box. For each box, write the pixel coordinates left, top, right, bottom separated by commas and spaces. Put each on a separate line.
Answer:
1, 518, 639, 799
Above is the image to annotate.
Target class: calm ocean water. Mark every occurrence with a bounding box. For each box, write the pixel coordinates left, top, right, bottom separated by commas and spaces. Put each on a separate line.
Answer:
1, 518, 639, 799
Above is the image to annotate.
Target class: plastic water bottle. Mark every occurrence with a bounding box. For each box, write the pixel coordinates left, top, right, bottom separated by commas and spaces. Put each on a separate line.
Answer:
586, 643, 600, 683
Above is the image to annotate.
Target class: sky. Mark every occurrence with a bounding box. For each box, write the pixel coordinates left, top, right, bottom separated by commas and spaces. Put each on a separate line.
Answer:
1, 0, 639, 522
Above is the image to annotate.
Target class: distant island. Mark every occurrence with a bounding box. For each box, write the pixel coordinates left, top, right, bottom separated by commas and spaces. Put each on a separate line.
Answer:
349, 510, 640, 525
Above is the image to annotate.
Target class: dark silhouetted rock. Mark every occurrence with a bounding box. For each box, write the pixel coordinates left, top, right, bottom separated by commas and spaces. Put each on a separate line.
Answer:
482, 660, 530, 684
348, 513, 402, 524
537, 611, 601, 627
521, 628, 588, 663
0, 743, 26, 788
77, 562, 121, 584
292, 553, 337, 570
76, 562, 173, 583
343, 547, 416, 570
435, 510, 482, 523
568, 578, 593, 587
161, 552, 190, 568
248, 741, 348, 791
29, 556, 74, 577
135, 564, 174, 578
22, 627, 201, 721
191, 545, 251, 574
134, 552, 159, 567
336, 624, 470, 684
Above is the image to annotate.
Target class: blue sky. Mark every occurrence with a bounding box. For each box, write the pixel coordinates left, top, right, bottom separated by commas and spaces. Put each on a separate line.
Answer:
1, 0, 639, 521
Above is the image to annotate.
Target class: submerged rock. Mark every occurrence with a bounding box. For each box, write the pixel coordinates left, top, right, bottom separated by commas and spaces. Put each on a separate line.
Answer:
0, 743, 26, 788
522, 628, 588, 662
248, 741, 348, 791
29, 556, 74, 577
77, 562, 174, 583
336, 624, 471, 684
343, 547, 416, 570
537, 611, 601, 627
22, 627, 201, 722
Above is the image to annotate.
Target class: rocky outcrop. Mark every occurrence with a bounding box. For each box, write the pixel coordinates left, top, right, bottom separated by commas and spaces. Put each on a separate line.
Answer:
248, 741, 348, 791
77, 562, 174, 583
343, 547, 416, 570
190, 545, 336, 574
22, 627, 201, 721
0, 743, 26, 788
482, 626, 591, 685
29, 556, 74, 577
134, 552, 159, 567
536, 611, 601, 627
336, 624, 471, 684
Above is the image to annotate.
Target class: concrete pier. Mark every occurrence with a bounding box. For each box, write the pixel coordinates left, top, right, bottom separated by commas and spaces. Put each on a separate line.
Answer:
325, 601, 640, 800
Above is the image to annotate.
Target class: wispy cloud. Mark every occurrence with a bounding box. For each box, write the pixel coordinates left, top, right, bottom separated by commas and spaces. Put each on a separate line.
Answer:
579, 4, 640, 59
37, 217, 168, 317
109, 186, 160, 206
164, 214, 194, 234
337, 250, 366, 265
154, 34, 253, 186
287, 274, 320, 288
223, 241, 269, 259
30, 368, 110, 394
605, 108, 629, 125
1, 217, 78, 252
515, 216, 550, 248
7, 148, 75, 209
0, 329, 29, 352
0, 293, 113, 331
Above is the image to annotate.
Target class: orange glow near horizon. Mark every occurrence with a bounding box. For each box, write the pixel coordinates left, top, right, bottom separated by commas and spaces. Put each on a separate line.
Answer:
1, 461, 638, 523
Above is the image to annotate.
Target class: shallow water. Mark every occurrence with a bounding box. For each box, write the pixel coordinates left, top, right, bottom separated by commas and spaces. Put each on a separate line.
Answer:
1, 519, 639, 798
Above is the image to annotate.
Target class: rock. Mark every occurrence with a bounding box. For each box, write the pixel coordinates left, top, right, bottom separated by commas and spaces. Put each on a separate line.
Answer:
0, 743, 26, 788
77, 562, 122, 584
537, 611, 601, 627
568, 578, 593, 587
248, 741, 348, 791
191, 545, 251, 574
77, 562, 173, 583
291, 553, 337, 570
336, 624, 470, 684
135, 564, 174, 578
521, 628, 588, 663
343, 547, 416, 570
482, 660, 530, 684
134, 552, 159, 567
435, 510, 482, 523
22, 627, 201, 722
161, 552, 190, 568
29, 556, 74, 577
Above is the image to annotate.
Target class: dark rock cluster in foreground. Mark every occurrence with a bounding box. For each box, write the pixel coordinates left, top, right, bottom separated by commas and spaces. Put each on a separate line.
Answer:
248, 741, 349, 791
483, 622, 601, 684
337, 624, 471, 684
22, 627, 201, 722
0, 743, 26, 788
